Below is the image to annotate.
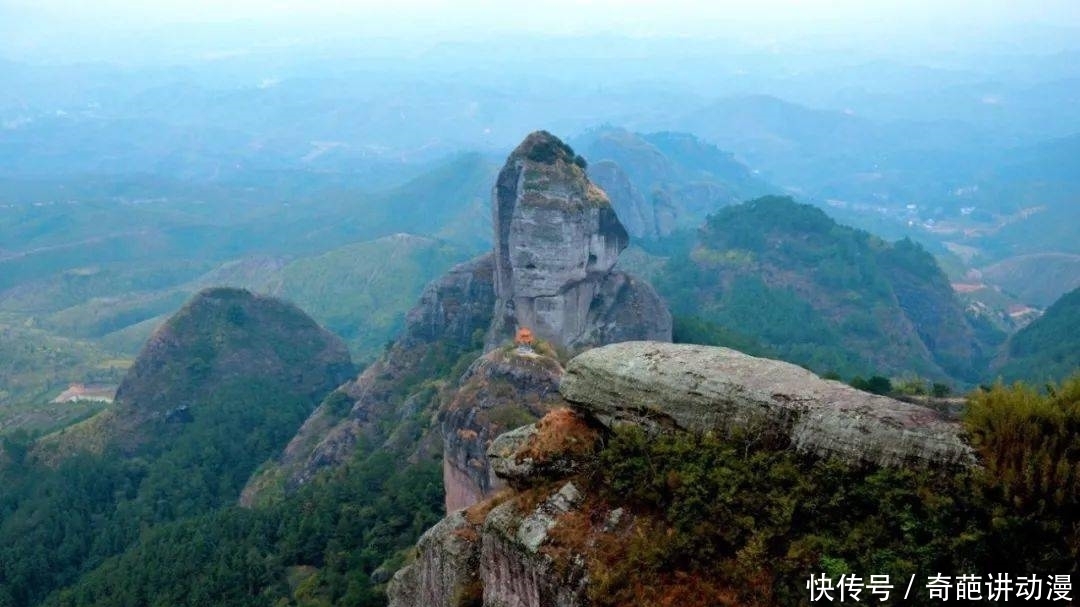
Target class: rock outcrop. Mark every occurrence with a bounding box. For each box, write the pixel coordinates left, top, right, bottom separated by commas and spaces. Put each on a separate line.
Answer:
403, 253, 496, 348
243, 131, 673, 555
479, 483, 589, 607
560, 341, 975, 468
441, 346, 566, 511
388, 410, 597, 607
487, 407, 600, 489
388, 340, 983, 607
386, 510, 480, 607
487, 131, 671, 350
243, 131, 672, 506
387, 481, 590, 607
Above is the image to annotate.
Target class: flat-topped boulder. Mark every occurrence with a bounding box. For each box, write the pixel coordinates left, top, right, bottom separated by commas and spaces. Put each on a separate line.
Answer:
559, 341, 975, 468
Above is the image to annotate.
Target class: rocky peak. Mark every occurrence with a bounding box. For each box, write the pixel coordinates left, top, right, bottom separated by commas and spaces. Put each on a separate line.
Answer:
488, 131, 666, 350
387, 342, 979, 607
243, 130, 671, 508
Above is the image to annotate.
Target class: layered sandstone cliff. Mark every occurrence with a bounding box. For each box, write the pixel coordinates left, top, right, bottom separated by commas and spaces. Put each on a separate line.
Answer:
441, 345, 566, 511
388, 409, 599, 607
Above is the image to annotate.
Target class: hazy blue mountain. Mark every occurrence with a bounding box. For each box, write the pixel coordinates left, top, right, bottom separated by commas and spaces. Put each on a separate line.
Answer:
573, 126, 774, 238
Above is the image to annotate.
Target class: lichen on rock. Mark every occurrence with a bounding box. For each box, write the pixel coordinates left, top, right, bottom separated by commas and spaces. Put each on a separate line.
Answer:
560, 341, 976, 468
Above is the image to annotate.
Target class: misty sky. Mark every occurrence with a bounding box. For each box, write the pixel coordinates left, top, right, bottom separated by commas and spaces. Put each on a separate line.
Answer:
3, 0, 1080, 64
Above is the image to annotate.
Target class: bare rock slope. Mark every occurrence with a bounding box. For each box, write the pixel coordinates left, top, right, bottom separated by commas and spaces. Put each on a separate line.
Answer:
441, 346, 566, 511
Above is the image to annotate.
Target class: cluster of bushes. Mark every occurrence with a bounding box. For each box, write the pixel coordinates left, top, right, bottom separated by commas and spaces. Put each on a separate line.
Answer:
522, 132, 588, 169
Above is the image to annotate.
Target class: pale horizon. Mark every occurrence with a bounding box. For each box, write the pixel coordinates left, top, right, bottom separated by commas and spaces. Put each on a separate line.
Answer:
3, 0, 1080, 65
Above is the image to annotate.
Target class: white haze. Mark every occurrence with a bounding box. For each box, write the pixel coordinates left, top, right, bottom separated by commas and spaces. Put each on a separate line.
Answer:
3, 0, 1079, 65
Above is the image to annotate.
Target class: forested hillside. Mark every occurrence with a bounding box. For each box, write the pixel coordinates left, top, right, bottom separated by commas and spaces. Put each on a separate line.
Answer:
993, 286, 1080, 384
651, 196, 995, 383
0, 289, 355, 605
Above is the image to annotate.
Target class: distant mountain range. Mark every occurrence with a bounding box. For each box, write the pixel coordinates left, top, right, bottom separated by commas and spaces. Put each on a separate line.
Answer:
573, 126, 774, 239
3, 121, 1076, 429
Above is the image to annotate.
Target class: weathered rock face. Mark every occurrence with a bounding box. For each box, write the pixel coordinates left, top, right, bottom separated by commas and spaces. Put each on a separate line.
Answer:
387, 481, 589, 607
387, 340, 984, 606
487, 408, 600, 489
487, 131, 671, 350
560, 341, 976, 468
388, 407, 601, 607
439, 132, 669, 512
485, 424, 539, 486
441, 347, 566, 512
404, 253, 496, 348
480, 484, 588, 607
582, 271, 672, 347
386, 510, 480, 607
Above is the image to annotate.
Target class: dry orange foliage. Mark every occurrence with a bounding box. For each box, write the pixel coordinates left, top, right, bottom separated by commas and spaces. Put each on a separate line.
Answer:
542, 508, 596, 568
519, 407, 600, 463
463, 489, 513, 527
453, 490, 516, 543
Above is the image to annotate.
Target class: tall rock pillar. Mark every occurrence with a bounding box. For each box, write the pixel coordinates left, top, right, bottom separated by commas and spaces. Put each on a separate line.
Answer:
487, 130, 670, 350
